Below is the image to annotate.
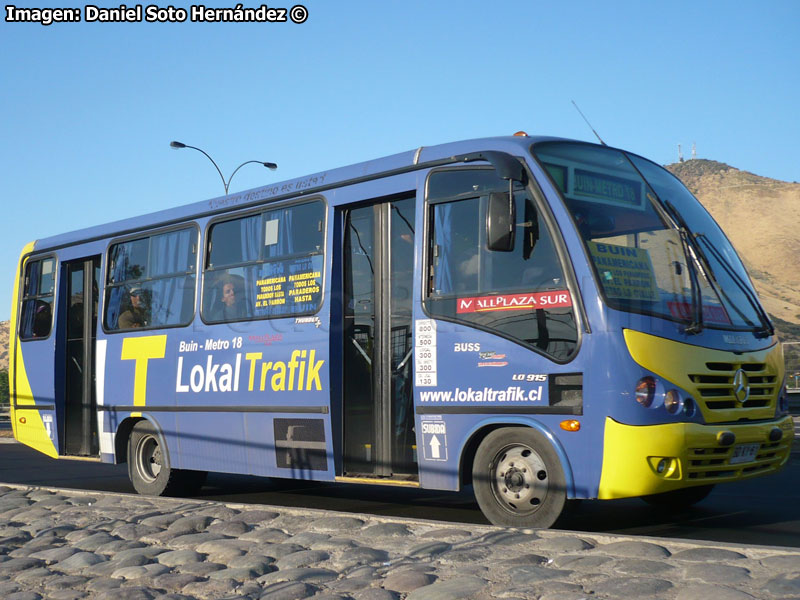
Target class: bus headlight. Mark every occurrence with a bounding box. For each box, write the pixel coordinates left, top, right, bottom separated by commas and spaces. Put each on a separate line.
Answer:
635, 377, 656, 407
664, 390, 682, 414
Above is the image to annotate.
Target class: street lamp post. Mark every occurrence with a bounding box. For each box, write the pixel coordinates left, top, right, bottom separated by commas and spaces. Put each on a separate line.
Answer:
170, 141, 277, 195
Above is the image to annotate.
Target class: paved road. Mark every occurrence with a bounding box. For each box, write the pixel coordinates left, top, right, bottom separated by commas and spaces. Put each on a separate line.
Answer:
2, 441, 799, 549
3, 485, 799, 600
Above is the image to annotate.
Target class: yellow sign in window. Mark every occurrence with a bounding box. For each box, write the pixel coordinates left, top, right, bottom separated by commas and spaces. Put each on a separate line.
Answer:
588, 241, 658, 301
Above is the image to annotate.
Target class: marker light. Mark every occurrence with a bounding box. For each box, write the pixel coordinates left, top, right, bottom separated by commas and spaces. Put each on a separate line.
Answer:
716, 431, 735, 446
664, 390, 681, 414
560, 420, 581, 432
649, 456, 679, 478
513, 131, 529, 137
635, 377, 656, 407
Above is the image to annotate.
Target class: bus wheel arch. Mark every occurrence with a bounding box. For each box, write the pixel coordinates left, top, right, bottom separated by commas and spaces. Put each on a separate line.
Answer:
459, 424, 507, 488
471, 425, 569, 528
114, 416, 143, 464
122, 418, 206, 497
460, 421, 574, 492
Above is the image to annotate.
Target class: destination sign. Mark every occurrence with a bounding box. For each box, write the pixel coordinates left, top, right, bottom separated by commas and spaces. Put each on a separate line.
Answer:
574, 169, 641, 207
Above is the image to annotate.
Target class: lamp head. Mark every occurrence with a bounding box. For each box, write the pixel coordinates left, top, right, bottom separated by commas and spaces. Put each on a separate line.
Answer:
262, 162, 278, 170
170, 141, 186, 149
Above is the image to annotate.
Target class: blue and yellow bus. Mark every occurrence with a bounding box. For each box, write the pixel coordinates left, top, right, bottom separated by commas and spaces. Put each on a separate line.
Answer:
10, 135, 793, 527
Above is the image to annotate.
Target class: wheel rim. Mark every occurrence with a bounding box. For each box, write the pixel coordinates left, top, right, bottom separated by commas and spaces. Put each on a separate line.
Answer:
490, 443, 548, 517
135, 434, 162, 483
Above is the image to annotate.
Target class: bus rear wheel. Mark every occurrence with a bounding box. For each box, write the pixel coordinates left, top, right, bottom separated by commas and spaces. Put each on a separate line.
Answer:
127, 421, 206, 496
473, 427, 566, 528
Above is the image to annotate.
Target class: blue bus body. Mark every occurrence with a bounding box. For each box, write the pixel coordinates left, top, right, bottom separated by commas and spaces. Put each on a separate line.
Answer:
11, 136, 792, 527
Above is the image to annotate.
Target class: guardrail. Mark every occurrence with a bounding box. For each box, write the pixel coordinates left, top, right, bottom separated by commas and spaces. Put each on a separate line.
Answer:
789, 390, 800, 415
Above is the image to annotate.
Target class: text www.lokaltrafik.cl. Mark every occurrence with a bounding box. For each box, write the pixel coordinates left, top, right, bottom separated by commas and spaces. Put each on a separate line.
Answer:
419, 386, 543, 403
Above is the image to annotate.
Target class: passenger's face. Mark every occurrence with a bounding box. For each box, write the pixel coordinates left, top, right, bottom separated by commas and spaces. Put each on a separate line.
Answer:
222, 283, 236, 306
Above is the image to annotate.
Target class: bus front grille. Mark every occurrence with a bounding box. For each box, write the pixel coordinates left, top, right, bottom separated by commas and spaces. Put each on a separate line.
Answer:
685, 440, 787, 481
687, 361, 776, 419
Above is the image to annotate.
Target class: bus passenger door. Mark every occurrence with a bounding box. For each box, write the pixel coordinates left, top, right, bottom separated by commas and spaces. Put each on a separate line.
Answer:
341, 197, 416, 478
62, 257, 100, 456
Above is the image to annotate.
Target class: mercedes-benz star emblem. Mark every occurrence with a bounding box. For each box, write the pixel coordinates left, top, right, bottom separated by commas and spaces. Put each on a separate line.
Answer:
732, 368, 750, 404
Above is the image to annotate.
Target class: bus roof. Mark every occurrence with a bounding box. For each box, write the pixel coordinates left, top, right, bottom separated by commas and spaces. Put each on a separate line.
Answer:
32, 135, 571, 254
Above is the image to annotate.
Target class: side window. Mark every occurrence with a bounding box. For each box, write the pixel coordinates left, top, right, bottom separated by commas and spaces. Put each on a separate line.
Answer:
19, 257, 56, 340
105, 228, 197, 331
425, 168, 577, 360
203, 199, 325, 322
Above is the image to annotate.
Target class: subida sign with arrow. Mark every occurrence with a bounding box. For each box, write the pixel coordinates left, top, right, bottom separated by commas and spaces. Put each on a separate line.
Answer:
421, 420, 448, 461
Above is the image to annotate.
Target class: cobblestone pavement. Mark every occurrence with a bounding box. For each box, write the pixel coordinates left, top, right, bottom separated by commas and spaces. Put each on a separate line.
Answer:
0, 484, 799, 600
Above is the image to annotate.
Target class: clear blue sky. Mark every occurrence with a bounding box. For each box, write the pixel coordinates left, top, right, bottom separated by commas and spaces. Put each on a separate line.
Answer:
1, 0, 798, 320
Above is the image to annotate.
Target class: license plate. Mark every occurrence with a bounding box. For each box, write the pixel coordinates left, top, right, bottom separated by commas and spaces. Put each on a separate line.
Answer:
730, 443, 760, 464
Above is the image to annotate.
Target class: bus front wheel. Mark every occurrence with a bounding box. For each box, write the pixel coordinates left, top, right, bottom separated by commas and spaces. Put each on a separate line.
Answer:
127, 421, 206, 496
472, 427, 566, 528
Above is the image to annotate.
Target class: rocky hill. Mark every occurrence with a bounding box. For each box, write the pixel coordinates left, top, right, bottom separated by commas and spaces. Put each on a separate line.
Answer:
0, 321, 7, 371
666, 160, 800, 341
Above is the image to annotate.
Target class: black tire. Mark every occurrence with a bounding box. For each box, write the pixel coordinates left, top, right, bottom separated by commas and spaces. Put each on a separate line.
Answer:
127, 420, 206, 496
472, 427, 567, 528
641, 484, 714, 508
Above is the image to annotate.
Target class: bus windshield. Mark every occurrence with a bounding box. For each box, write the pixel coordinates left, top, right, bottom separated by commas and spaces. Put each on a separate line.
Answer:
532, 141, 767, 333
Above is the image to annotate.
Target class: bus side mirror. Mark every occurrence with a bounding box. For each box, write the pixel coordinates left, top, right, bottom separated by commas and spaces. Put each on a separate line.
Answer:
487, 191, 515, 252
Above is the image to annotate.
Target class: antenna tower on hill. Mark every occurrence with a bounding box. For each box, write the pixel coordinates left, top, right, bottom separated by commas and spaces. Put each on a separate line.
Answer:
678, 144, 684, 162
692, 142, 697, 160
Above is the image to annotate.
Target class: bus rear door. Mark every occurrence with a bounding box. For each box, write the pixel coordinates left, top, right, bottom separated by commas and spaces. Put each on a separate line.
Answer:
61, 256, 101, 456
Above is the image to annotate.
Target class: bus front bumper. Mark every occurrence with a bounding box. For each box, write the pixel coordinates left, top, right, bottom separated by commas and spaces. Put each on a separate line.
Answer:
597, 415, 794, 499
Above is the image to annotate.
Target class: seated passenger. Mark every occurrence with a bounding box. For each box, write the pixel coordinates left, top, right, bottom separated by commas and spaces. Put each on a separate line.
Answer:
211, 280, 245, 321
118, 287, 150, 329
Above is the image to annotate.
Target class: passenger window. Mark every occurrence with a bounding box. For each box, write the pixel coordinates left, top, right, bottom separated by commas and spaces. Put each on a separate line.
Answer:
425, 168, 577, 360
203, 200, 325, 322
20, 257, 56, 340
105, 228, 197, 331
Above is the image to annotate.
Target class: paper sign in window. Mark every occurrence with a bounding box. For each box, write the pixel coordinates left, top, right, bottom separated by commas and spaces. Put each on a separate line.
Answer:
588, 241, 658, 301
264, 219, 279, 246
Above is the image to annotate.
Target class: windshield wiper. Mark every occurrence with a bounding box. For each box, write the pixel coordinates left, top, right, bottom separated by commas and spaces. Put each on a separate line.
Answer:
622, 153, 704, 334
663, 199, 772, 337
623, 152, 769, 337
656, 199, 705, 334
694, 234, 774, 336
